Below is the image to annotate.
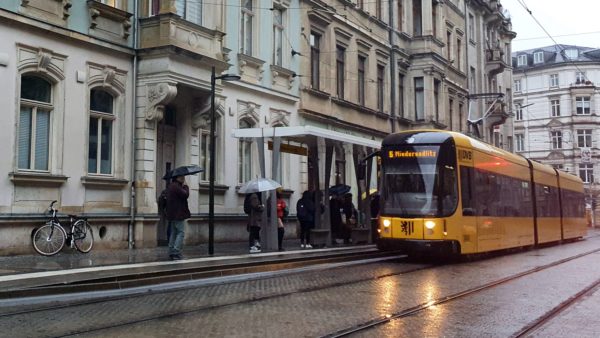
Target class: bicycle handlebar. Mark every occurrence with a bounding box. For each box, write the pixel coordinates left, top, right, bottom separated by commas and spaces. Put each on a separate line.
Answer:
48, 200, 58, 218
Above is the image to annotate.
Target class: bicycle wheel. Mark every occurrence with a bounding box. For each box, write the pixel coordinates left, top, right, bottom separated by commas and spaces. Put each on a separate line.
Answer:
32, 222, 66, 256
73, 220, 94, 253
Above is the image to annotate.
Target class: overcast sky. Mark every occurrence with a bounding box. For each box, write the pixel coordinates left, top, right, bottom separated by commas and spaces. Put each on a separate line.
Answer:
501, 0, 600, 51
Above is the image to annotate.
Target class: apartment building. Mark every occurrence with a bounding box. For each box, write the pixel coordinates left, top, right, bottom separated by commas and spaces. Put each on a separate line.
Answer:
0, 0, 516, 254
512, 44, 600, 220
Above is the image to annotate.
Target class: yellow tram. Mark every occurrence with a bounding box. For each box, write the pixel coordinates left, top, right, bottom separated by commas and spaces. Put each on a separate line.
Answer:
376, 130, 587, 256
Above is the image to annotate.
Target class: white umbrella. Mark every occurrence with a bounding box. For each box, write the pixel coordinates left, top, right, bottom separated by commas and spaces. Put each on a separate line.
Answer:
239, 177, 282, 193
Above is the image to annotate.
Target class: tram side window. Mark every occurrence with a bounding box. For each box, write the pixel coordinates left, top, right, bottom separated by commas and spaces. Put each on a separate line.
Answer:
561, 190, 585, 217
470, 168, 533, 217
535, 184, 561, 217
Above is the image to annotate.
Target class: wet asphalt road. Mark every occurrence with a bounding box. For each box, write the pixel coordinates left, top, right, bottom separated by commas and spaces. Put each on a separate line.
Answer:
2, 233, 600, 338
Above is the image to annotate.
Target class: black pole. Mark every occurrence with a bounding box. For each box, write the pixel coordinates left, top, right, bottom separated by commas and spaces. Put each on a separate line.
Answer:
209, 66, 216, 255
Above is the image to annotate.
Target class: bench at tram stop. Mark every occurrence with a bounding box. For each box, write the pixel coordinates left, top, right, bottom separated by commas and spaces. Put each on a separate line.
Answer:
309, 228, 330, 247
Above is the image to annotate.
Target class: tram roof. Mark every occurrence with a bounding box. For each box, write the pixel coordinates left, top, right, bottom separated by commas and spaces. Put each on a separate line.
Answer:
231, 125, 381, 148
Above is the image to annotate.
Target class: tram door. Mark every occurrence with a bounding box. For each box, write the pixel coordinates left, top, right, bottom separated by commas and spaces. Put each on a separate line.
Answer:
457, 148, 478, 254
156, 107, 176, 246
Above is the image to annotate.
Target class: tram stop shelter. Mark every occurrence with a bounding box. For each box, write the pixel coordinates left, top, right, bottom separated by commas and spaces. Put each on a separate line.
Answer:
232, 125, 380, 251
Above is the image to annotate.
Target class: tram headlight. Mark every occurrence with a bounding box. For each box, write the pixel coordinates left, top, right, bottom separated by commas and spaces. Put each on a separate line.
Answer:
382, 219, 391, 227
425, 220, 436, 229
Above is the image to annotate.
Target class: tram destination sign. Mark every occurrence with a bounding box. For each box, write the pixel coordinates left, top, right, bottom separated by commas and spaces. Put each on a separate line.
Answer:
387, 149, 437, 159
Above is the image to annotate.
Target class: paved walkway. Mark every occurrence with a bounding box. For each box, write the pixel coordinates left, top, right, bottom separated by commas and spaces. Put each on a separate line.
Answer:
0, 238, 358, 277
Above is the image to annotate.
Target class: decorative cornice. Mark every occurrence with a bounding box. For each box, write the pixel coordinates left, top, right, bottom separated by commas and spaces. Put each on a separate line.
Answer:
145, 83, 177, 121
9, 172, 68, 187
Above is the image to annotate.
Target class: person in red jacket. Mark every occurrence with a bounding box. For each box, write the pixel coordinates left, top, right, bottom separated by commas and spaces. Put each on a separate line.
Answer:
166, 175, 191, 260
276, 190, 287, 251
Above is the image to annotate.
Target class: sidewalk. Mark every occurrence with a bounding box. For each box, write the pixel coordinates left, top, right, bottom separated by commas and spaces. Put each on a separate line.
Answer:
0, 238, 357, 277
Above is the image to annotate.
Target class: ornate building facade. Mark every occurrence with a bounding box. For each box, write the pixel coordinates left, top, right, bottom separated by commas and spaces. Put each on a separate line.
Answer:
0, 0, 516, 254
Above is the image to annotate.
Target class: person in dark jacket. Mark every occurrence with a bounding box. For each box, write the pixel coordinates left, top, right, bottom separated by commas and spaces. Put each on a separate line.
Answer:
297, 190, 316, 248
166, 175, 191, 260
341, 193, 358, 244
247, 192, 264, 253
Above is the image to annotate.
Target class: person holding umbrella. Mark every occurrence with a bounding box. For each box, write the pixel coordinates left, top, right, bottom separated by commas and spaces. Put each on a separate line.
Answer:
164, 165, 201, 260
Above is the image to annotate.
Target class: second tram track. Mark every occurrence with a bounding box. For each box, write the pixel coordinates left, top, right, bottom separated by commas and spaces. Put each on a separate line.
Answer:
320, 247, 600, 338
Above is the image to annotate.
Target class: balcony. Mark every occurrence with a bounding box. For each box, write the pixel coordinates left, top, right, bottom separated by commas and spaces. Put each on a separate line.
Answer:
485, 100, 510, 127
485, 47, 508, 76
139, 13, 225, 61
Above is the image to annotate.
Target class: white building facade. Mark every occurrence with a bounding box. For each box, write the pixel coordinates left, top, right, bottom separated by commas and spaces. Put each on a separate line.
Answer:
512, 45, 600, 221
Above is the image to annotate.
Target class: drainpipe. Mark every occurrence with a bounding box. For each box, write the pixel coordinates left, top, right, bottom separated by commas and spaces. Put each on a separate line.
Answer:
388, 0, 396, 133
128, 0, 139, 249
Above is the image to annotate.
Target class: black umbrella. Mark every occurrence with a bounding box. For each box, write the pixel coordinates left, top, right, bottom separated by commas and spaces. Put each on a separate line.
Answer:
164, 165, 204, 179
329, 184, 351, 196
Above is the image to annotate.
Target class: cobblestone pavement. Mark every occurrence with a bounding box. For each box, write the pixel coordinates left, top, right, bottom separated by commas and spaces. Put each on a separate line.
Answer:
0, 239, 309, 277
1, 234, 600, 338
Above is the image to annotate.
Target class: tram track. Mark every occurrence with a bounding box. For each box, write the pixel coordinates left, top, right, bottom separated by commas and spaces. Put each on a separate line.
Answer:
512, 277, 600, 338
3, 244, 599, 337
0, 253, 433, 337
320, 247, 600, 338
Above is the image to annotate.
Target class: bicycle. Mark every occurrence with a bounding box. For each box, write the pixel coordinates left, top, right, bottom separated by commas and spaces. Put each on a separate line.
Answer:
32, 200, 94, 256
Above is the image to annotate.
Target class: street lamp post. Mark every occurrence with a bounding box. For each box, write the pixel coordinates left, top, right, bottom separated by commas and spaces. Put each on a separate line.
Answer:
209, 66, 240, 255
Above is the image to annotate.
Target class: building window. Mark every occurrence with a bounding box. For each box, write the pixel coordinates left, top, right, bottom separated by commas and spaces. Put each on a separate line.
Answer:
18, 75, 53, 171
456, 38, 462, 71
458, 103, 464, 131
577, 129, 593, 148
414, 77, 424, 121
377, 64, 385, 111
514, 79, 521, 92
551, 131, 563, 149
240, 0, 254, 55
273, 7, 284, 67
358, 56, 366, 105
398, 73, 405, 119
576, 71, 586, 84
448, 98, 454, 129
175, 0, 202, 25
515, 103, 523, 120
376, 0, 382, 19
470, 66, 476, 90
533, 51, 543, 64
517, 54, 527, 66
88, 89, 115, 174
238, 119, 254, 183
413, 0, 422, 36
431, 2, 437, 38
468, 14, 474, 40
515, 134, 524, 152
564, 49, 578, 59
550, 74, 558, 87
147, 0, 160, 16
446, 30, 452, 60
554, 164, 564, 171
551, 99, 560, 117
397, 0, 403, 30
310, 32, 320, 90
336, 45, 345, 99
576, 96, 591, 115
579, 164, 594, 183
507, 136, 513, 152
99, 0, 125, 10
433, 79, 440, 121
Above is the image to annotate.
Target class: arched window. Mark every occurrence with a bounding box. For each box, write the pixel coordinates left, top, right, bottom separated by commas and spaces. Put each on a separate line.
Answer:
238, 119, 254, 183
88, 88, 115, 174
18, 75, 52, 171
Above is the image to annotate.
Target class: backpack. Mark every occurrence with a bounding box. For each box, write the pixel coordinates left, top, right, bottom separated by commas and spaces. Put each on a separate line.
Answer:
243, 194, 253, 215
296, 200, 308, 221
158, 188, 168, 215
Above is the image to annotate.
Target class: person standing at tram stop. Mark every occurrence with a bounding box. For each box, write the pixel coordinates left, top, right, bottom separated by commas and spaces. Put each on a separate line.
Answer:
246, 192, 264, 253
275, 190, 288, 251
297, 190, 316, 249
166, 174, 191, 260
341, 193, 358, 244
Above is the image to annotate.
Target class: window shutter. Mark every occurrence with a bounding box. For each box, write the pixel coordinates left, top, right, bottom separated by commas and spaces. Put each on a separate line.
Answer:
18, 108, 32, 169
34, 110, 50, 171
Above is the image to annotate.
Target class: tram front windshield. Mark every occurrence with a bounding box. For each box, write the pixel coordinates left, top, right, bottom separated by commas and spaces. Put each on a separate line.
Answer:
381, 145, 458, 218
